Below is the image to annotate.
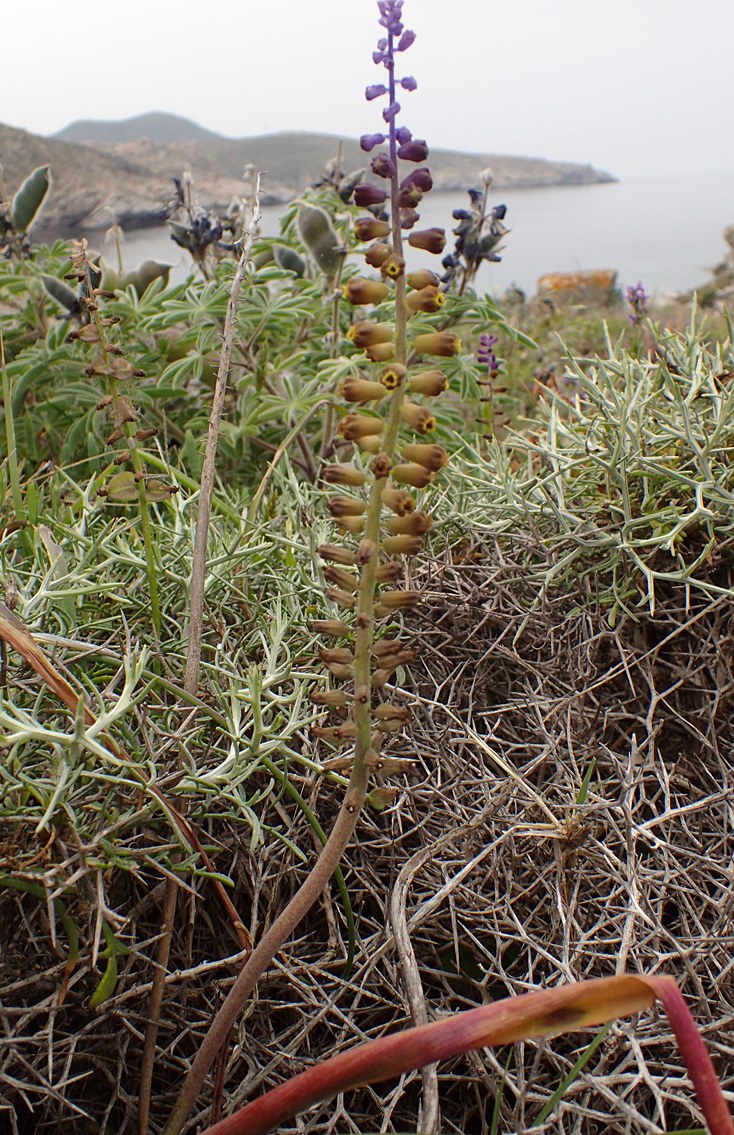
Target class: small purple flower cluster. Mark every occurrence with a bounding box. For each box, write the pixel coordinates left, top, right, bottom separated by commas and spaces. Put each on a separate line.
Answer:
625, 281, 649, 325
478, 333, 499, 378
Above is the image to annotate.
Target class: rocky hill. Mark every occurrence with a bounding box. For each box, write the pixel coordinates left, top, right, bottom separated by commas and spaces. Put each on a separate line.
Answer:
2, 114, 616, 235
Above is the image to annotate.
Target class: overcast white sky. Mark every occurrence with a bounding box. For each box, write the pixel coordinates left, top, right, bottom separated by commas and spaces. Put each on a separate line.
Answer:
4, 0, 733, 180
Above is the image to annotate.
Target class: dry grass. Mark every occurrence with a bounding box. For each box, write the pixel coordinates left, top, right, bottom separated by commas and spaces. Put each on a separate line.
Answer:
2, 519, 733, 1135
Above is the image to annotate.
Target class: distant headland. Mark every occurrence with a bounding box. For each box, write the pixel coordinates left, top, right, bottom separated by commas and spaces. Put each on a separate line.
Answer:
2, 111, 617, 233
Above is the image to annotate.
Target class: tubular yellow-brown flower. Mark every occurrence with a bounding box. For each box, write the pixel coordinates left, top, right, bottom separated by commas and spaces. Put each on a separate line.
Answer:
406, 285, 445, 314
340, 377, 388, 402
400, 401, 436, 434
338, 414, 384, 440
391, 462, 435, 488
317, 545, 359, 566
386, 510, 433, 535
413, 331, 460, 357
327, 495, 366, 518
401, 442, 449, 470
343, 277, 390, 305
323, 464, 368, 487
381, 486, 415, 515
408, 370, 448, 396
347, 320, 394, 348
379, 363, 407, 390
382, 534, 424, 556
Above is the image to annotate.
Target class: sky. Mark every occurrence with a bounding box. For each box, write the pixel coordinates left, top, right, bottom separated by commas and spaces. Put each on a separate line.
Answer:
3, 0, 734, 180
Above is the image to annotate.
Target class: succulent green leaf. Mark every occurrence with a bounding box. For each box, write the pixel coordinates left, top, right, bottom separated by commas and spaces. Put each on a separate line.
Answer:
11, 165, 51, 233
297, 203, 342, 277
42, 275, 79, 313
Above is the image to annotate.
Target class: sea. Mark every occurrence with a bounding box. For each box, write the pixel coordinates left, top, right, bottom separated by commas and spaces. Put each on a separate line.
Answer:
85, 172, 734, 299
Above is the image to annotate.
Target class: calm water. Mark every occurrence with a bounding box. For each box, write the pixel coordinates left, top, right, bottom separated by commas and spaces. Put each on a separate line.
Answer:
92, 173, 734, 298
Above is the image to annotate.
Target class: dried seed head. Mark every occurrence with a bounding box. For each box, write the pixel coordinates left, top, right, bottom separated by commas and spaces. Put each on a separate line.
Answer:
317, 545, 358, 566
335, 721, 358, 739
323, 464, 368, 487
311, 619, 352, 636
382, 534, 424, 556
338, 414, 384, 441
381, 486, 415, 515
400, 401, 436, 434
323, 565, 360, 592
386, 510, 432, 535
401, 442, 449, 470
408, 370, 448, 396
326, 662, 354, 680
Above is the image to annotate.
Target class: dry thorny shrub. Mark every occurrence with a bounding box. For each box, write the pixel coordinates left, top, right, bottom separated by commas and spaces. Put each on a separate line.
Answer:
1, 526, 733, 1135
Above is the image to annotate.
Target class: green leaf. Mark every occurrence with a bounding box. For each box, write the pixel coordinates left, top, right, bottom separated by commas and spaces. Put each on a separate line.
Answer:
11, 165, 51, 233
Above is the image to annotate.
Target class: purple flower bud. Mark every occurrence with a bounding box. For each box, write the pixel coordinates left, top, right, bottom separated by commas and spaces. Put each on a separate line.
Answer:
395, 126, 412, 144
398, 183, 423, 208
397, 139, 429, 162
397, 30, 416, 51
366, 84, 388, 100
353, 183, 388, 207
400, 209, 420, 229
377, 37, 388, 50
371, 152, 396, 179
360, 132, 387, 152
382, 101, 401, 123
401, 167, 432, 192
400, 75, 417, 91
373, 50, 387, 64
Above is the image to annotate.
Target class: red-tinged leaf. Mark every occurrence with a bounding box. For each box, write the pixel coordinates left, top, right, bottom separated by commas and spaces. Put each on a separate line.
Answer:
199, 976, 656, 1135
639, 975, 733, 1135
0, 602, 95, 725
